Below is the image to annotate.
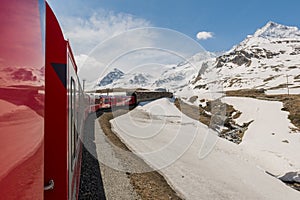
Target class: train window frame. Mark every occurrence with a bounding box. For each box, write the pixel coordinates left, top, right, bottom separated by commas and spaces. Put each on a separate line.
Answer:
76, 78, 81, 144
70, 77, 76, 170
68, 50, 80, 199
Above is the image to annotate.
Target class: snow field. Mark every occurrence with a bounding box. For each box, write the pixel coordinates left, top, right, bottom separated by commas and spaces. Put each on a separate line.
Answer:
110, 98, 300, 199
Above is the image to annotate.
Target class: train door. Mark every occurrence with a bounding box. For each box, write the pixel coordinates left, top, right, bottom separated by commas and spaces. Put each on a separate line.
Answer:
68, 52, 79, 199
69, 77, 76, 199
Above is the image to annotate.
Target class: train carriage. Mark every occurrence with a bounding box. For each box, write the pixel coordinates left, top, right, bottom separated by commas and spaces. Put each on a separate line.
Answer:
0, 1, 90, 199
45, 2, 89, 199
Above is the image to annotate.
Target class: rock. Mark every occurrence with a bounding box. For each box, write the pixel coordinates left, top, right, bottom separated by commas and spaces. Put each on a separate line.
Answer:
279, 172, 300, 183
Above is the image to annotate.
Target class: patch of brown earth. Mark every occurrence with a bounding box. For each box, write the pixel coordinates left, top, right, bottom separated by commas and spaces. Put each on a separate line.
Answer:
174, 98, 251, 144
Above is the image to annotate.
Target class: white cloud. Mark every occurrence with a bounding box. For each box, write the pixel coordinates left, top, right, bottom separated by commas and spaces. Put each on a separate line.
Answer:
56, 8, 206, 88
74, 27, 206, 86
196, 31, 214, 40
59, 10, 157, 87
61, 10, 152, 55
76, 54, 105, 81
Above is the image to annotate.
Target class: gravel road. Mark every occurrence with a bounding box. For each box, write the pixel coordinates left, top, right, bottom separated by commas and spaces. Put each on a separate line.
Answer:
79, 111, 181, 200
94, 116, 142, 200
78, 114, 106, 200
79, 112, 143, 200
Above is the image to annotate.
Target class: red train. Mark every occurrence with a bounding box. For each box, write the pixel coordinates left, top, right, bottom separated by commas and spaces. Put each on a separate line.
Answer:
0, 1, 92, 199
93, 95, 136, 109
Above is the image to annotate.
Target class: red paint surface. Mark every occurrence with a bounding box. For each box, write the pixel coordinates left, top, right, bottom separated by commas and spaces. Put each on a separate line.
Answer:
44, 2, 68, 199
1, 1, 88, 199
0, 0, 45, 199
0, 101, 44, 199
0, 0, 44, 68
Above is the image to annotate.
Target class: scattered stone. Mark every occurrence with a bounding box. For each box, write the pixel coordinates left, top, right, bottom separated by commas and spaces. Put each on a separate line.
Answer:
278, 172, 300, 183
175, 98, 251, 145
199, 99, 206, 103
79, 114, 106, 200
189, 96, 198, 103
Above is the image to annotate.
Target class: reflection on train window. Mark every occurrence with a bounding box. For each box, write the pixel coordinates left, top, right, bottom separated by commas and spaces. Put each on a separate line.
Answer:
76, 82, 81, 145
70, 77, 76, 170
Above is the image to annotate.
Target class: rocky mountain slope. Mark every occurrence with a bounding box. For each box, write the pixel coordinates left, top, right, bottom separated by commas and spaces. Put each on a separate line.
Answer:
95, 51, 214, 90
98, 68, 125, 87
0, 66, 44, 86
96, 22, 300, 98
191, 21, 300, 95
97, 69, 156, 88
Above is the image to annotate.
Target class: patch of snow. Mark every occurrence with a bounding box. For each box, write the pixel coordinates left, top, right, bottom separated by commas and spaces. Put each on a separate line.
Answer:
222, 97, 300, 175
110, 98, 300, 199
253, 21, 300, 39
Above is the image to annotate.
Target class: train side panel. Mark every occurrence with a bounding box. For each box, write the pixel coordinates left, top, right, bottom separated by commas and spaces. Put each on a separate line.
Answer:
45, 3, 85, 199
45, 2, 68, 199
67, 42, 85, 200
0, 1, 88, 199
0, 0, 45, 199
95, 95, 137, 110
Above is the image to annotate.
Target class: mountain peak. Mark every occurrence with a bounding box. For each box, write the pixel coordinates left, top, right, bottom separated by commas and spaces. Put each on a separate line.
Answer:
112, 68, 123, 73
253, 21, 300, 39
97, 68, 124, 86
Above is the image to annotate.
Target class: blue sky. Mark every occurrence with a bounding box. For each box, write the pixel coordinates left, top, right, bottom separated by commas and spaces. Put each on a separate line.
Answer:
48, 0, 300, 53
47, 0, 300, 85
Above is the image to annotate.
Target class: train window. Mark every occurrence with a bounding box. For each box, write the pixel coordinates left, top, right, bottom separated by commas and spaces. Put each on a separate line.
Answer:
70, 77, 76, 170
76, 83, 81, 145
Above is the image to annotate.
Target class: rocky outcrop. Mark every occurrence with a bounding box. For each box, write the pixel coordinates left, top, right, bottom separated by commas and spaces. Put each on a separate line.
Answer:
98, 68, 124, 86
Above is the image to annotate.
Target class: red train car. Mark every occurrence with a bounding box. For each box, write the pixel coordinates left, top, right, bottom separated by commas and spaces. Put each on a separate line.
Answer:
0, 1, 90, 199
97, 95, 136, 109
90, 94, 136, 112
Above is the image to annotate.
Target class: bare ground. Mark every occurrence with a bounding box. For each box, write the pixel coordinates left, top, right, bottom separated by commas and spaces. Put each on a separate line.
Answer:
174, 89, 300, 145
174, 98, 251, 144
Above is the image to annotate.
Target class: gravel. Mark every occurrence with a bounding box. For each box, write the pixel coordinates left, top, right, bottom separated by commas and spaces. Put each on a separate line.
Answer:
79, 110, 181, 200
94, 114, 142, 200
78, 112, 142, 200
78, 114, 106, 200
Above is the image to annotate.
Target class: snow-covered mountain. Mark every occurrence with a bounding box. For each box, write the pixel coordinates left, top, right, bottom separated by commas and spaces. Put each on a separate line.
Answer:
253, 21, 300, 39
97, 68, 124, 86
95, 22, 300, 98
96, 67, 159, 88
95, 51, 215, 90
0, 66, 44, 86
190, 21, 300, 96
112, 72, 155, 88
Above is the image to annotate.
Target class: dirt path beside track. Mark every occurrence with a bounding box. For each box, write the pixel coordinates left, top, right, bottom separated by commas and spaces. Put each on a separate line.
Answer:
96, 110, 182, 200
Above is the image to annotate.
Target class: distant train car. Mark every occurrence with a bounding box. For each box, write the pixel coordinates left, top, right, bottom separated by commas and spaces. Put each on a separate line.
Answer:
0, 1, 91, 199
96, 95, 136, 109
